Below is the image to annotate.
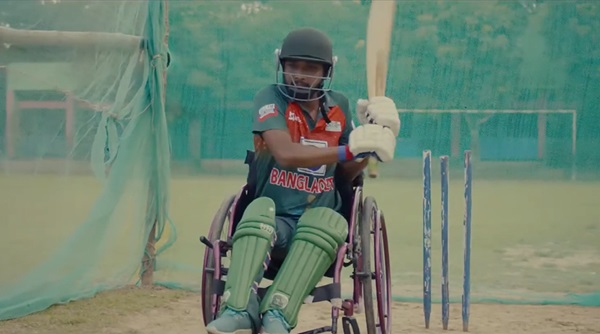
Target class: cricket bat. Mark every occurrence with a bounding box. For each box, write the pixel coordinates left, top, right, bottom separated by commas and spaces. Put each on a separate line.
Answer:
365, 0, 396, 178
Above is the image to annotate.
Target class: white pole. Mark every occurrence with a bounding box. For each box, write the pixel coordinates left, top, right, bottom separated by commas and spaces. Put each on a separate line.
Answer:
0, 26, 143, 50
571, 110, 577, 181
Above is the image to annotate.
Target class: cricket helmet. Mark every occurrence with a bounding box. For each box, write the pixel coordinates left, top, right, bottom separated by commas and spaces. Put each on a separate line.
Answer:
275, 27, 338, 101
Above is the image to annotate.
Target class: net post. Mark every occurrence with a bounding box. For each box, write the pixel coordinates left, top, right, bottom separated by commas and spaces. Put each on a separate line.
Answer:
5, 89, 15, 158
141, 222, 157, 286
571, 110, 577, 181
140, 0, 170, 287
65, 93, 75, 153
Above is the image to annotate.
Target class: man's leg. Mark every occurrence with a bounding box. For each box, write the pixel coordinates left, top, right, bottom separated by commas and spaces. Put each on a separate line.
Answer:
206, 197, 277, 334
268, 215, 297, 269
259, 207, 349, 333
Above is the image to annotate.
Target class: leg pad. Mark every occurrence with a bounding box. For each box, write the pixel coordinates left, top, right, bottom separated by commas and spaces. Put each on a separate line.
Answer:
260, 207, 348, 328
223, 197, 276, 311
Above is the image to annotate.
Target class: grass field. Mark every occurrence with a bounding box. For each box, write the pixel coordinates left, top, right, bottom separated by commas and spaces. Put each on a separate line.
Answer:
163, 174, 600, 300
1, 171, 599, 333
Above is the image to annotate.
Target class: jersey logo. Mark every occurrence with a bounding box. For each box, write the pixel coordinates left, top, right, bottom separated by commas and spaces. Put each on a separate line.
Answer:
287, 110, 302, 123
258, 103, 278, 121
325, 121, 342, 132
297, 137, 327, 177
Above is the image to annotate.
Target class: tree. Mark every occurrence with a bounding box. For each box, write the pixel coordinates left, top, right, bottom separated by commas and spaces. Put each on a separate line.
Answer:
542, 1, 600, 108
540, 1, 600, 167
386, 1, 528, 159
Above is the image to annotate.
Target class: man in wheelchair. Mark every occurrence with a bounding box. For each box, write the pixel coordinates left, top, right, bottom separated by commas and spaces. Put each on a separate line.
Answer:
205, 27, 400, 334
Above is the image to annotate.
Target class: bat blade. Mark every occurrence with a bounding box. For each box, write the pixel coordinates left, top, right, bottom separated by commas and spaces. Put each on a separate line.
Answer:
366, 0, 396, 99
365, 0, 396, 178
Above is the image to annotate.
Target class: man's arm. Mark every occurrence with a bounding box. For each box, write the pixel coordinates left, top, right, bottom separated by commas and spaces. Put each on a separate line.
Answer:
253, 88, 352, 168
261, 130, 350, 168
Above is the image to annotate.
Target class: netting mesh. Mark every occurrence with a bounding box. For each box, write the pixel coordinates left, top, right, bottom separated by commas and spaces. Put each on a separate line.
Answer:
1, 0, 599, 321
0, 0, 171, 320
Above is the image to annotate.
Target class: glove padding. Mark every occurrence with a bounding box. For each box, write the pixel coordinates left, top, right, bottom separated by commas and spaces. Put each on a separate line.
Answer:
356, 96, 400, 137
348, 124, 396, 163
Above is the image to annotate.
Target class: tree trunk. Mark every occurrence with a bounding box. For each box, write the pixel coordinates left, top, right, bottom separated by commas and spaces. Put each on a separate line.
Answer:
465, 114, 493, 162
141, 223, 156, 286
188, 118, 202, 169
470, 128, 481, 161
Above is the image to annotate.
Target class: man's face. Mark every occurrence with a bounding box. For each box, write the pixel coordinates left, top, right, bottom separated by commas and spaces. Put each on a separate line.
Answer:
282, 59, 326, 89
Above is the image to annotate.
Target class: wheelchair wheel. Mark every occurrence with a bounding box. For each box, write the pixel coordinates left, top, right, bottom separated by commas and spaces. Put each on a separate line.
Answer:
359, 196, 392, 334
200, 194, 235, 326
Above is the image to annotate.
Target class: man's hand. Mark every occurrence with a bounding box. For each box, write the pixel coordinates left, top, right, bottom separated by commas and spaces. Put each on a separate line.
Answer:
356, 96, 400, 137
348, 124, 396, 162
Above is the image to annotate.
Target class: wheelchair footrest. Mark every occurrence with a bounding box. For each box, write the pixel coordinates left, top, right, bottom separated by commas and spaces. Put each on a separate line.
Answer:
214, 279, 340, 306
256, 282, 341, 304
297, 326, 332, 334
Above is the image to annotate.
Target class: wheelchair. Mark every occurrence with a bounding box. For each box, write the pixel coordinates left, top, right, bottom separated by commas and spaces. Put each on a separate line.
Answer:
199, 152, 392, 334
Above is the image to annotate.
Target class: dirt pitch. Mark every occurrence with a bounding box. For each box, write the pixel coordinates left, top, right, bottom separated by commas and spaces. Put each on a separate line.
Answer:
1, 286, 598, 334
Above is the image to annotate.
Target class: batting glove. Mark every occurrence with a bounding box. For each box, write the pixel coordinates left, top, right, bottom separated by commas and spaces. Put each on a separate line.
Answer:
356, 96, 400, 137
348, 124, 396, 162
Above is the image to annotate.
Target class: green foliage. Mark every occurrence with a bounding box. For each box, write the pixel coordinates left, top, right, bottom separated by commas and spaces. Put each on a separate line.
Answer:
541, 1, 600, 146
167, 0, 369, 119
543, 2, 600, 106
161, 0, 600, 165
390, 1, 530, 109
166, 1, 598, 113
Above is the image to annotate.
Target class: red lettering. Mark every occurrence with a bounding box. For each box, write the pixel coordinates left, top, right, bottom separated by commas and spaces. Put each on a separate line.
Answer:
269, 168, 335, 195
277, 170, 287, 186
319, 179, 327, 192
309, 178, 320, 193
286, 171, 297, 188
296, 175, 308, 191
326, 178, 334, 191
270, 168, 279, 184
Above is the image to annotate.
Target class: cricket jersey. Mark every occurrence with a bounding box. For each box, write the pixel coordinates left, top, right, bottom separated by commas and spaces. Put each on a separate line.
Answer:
251, 84, 353, 218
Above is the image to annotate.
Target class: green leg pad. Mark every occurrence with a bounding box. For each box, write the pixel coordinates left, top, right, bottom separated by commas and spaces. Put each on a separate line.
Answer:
223, 197, 276, 312
259, 207, 348, 328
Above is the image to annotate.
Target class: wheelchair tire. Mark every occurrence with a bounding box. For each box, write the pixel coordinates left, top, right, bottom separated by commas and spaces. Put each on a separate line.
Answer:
359, 196, 392, 334
376, 211, 392, 333
201, 194, 235, 326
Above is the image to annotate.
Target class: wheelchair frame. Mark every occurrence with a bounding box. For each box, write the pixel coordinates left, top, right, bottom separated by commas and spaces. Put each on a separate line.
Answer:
199, 174, 392, 334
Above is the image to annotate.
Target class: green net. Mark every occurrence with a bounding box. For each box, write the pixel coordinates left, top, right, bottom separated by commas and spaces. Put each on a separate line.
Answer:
0, 0, 171, 320
1, 0, 599, 321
